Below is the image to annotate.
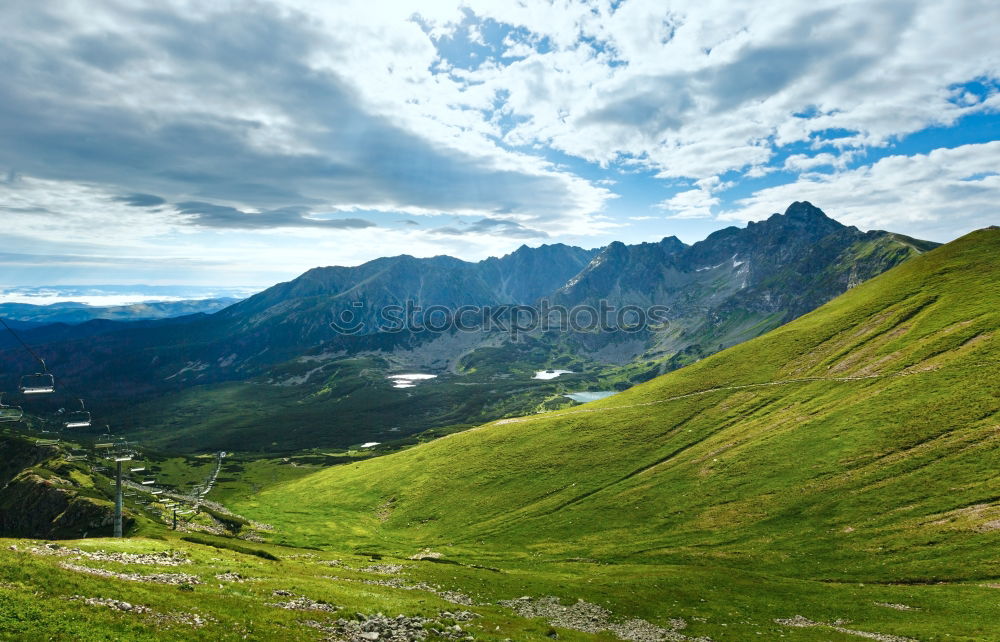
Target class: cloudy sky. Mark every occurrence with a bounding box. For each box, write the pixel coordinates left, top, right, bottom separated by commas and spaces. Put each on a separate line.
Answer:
1, 0, 998, 286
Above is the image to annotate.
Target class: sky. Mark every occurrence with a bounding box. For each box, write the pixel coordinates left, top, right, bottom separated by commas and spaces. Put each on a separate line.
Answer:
1, 0, 998, 287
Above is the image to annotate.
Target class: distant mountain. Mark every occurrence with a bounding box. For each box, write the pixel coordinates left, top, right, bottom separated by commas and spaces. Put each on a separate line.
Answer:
552, 201, 940, 364
0, 298, 242, 325
216, 243, 598, 343
0, 203, 940, 450
0, 243, 603, 403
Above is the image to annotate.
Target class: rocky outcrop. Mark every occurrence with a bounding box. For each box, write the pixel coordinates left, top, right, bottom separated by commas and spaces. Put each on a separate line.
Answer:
0, 435, 124, 539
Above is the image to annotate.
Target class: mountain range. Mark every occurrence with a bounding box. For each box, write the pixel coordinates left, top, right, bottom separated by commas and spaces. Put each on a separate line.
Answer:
253, 224, 1000, 580
0, 202, 939, 450
0, 298, 242, 326
1, 217, 994, 642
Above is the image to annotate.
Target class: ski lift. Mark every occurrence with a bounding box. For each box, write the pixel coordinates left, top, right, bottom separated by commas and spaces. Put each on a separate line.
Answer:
64, 400, 91, 428
130, 467, 146, 473
20, 371, 55, 395
141, 479, 156, 485
0, 394, 23, 423
1, 321, 56, 394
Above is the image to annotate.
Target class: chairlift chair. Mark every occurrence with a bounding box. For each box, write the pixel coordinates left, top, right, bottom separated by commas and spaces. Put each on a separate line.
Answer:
0, 394, 23, 423
130, 467, 146, 473
20, 372, 55, 395
64, 399, 92, 428
141, 479, 156, 485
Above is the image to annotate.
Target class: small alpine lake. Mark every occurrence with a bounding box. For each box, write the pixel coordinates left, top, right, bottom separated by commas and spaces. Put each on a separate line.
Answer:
564, 390, 618, 403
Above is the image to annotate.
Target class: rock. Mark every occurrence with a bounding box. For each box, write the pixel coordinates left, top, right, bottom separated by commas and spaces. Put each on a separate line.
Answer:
499, 596, 707, 642
302, 610, 480, 641
59, 562, 202, 586
266, 594, 338, 613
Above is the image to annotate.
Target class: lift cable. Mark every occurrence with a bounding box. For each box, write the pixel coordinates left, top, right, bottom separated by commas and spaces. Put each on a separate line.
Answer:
0, 316, 51, 373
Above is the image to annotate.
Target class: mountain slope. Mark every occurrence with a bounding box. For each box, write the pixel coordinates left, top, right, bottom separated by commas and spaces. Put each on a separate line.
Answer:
241, 227, 1000, 586
213, 243, 599, 341
0, 204, 939, 451
553, 201, 940, 362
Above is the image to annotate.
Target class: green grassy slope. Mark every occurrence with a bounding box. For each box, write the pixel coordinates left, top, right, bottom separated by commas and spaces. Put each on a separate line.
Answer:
117, 349, 617, 452
230, 229, 1000, 629
1, 535, 640, 641
3, 230, 997, 641
11, 532, 997, 641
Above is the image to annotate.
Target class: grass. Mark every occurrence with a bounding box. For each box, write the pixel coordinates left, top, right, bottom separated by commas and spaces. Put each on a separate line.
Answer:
179, 534, 279, 560
2, 229, 995, 640
109, 340, 697, 453
109, 354, 606, 452
222, 228, 1000, 639
2, 532, 998, 640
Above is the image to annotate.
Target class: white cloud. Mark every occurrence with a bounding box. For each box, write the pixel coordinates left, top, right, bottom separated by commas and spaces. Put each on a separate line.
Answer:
784, 153, 842, 172
654, 175, 732, 219
463, 0, 999, 179
656, 188, 719, 219
719, 141, 1000, 241
0, 177, 177, 245
0, 0, 617, 244
0, 0, 997, 282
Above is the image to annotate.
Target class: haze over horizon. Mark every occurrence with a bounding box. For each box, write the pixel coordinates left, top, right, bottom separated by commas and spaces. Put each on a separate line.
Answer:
2, 0, 998, 286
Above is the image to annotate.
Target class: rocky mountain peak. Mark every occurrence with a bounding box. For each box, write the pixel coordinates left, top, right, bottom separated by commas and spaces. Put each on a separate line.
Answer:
659, 235, 688, 253
766, 201, 843, 229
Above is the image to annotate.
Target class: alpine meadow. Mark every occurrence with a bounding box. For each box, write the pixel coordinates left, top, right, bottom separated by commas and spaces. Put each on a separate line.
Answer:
1, 2, 999, 641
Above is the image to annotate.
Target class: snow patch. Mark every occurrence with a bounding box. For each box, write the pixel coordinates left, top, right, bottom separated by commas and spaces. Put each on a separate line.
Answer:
533, 370, 573, 380
388, 374, 437, 389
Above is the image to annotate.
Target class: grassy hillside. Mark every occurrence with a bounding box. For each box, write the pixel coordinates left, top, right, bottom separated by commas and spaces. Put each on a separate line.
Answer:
2, 534, 647, 641
116, 226, 930, 454
226, 228, 1000, 639
2, 230, 994, 641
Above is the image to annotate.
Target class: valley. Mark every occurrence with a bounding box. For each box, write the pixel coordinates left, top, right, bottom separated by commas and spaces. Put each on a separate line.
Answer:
1, 221, 996, 641
0, 203, 938, 453
3, 3, 997, 638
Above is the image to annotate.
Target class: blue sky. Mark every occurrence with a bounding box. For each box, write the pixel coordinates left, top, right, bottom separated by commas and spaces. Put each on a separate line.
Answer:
0, 0, 998, 286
